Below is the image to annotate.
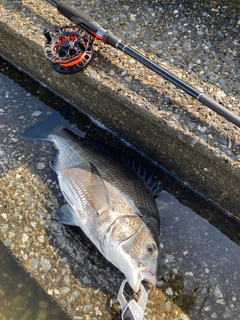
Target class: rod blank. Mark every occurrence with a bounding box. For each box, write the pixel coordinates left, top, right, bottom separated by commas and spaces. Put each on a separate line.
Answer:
46, 0, 58, 6
117, 42, 240, 128
45, 0, 240, 128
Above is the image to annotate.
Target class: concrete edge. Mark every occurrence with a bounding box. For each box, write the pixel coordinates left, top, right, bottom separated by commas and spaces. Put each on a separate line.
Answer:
0, 20, 240, 219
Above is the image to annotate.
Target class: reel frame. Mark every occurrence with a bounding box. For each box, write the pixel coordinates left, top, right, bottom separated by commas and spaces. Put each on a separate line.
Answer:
43, 25, 94, 74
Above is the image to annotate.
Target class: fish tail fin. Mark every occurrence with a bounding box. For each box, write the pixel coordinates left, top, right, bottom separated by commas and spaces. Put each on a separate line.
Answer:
22, 104, 85, 141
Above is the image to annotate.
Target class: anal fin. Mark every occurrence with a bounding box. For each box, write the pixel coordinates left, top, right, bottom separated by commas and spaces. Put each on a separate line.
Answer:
55, 204, 77, 226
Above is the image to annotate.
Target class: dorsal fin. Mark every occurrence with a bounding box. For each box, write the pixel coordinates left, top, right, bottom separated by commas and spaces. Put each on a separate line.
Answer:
120, 153, 162, 198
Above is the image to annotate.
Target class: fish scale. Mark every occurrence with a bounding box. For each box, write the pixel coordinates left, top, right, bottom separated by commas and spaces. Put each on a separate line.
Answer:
22, 107, 160, 292
56, 128, 160, 246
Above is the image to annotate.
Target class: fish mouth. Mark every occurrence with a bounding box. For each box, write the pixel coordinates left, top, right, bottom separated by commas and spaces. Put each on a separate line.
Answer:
128, 264, 157, 293
140, 263, 157, 286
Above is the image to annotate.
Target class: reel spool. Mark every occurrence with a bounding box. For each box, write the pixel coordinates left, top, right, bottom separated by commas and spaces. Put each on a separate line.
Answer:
43, 25, 94, 74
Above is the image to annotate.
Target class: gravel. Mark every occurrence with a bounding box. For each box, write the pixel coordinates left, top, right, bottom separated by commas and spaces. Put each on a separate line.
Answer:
0, 60, 196, 320
1, 60, 240, 320
0, 0, 240, 319
0, 241, 69, 320
0, 0, 239, 162
155, 191, 240, 319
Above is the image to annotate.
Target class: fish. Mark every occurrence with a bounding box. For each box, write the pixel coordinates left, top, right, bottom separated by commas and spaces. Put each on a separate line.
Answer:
22, 106, 161, 292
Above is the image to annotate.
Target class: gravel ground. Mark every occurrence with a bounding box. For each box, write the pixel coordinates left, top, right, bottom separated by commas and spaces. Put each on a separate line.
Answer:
0, 0, 239, 148
0, 71, 119, 319
0, 241, 70, 320
0, 0, 240, 319
0, 66, 190, 319
0, 0, 240, 219
0, 66, 239, 319
156, 191, 240, 320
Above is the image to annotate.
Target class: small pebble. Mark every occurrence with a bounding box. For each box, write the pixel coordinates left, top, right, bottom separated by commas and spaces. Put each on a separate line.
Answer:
38, 235, 45, 243
30, 222, 36, 228
8, 232, 15, 238
82, 276, 91, 285
171, 114, 179, 121
216, 90, 226, 101
166, 254, 175, 263
214, 285, 223, 298
189, 122, 196, 129
95, 307, 102, 316
166, 300, 171, 309
166, 287, 173, 295
4, 239, 11, 246
200, 260, 208, 268
22, 233, 29, 243
32, 109, 42, 117
36, 162, 45, 170
42, 259, 51, 271
219, 136, 227, 145
54, 289, 60, 295
30, 258, 38, 270
191, 138, 198, 146
125, 76, 132, 82
204, 305, 211, 311
1, 213, 7, 219
216, 298, 225, 305
62, 287, 70, 294
180, 313, 189, 320
157, 280, 164, 287
200, 134, 207, 143
224, 307, 233, 318
84, 305, 93, 312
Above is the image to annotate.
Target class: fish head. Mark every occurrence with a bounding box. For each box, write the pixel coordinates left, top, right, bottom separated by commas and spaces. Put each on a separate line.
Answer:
119, 223, 159, 293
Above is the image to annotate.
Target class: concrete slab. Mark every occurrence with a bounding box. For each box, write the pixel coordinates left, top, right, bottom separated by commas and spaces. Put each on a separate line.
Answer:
0, 0, 240, 219
1, 1, 240, 318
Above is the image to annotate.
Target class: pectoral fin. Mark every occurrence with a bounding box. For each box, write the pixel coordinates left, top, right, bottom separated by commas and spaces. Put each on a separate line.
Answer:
55, 204, 77, 226
87, 162, 111, 215
58, 161, 111, 217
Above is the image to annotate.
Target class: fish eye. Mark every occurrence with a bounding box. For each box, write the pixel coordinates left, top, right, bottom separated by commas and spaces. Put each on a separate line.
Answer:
147, 243, 156, 254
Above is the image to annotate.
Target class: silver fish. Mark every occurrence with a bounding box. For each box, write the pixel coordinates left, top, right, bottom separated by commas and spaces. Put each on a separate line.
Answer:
22, 107, 160, 292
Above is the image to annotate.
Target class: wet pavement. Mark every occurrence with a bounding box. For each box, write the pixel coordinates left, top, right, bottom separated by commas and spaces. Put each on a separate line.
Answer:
0, 241, 70, 320
0, 57, 240, 320
155, 192, 240, 320
0, 0, 240, 219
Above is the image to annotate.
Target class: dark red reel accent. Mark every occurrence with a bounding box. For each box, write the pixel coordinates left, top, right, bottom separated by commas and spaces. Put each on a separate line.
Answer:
43, 25, 94, 74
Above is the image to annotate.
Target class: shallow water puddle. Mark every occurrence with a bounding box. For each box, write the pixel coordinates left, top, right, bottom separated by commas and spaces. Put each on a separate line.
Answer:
0, 57, 239, 319
153, 191, 240, 319
0, 241, 70, 320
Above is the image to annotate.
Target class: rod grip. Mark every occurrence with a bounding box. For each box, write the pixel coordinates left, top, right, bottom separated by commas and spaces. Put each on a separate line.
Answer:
57, 0, 102, 34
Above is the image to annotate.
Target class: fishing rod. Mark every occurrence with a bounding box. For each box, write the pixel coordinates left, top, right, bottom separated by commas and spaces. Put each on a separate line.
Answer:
43, 0, 240, 128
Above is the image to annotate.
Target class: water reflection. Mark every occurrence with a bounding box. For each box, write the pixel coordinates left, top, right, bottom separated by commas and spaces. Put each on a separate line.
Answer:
0, 241, 70, 320
0, 56, 239, 319
154, 191, 240, 319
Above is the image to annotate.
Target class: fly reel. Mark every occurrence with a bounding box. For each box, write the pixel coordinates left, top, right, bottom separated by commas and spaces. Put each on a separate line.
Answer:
43, 25, 94, 74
